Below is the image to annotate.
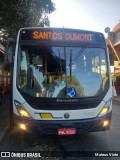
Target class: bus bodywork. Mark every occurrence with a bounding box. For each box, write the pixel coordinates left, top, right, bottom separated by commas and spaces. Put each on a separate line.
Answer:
8, 28, 112, 135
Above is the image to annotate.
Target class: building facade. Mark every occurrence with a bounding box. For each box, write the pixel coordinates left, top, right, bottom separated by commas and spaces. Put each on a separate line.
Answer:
106, 23, 120, 95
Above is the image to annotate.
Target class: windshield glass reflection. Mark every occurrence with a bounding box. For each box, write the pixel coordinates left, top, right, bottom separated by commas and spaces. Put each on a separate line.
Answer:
17, 45, 109, 98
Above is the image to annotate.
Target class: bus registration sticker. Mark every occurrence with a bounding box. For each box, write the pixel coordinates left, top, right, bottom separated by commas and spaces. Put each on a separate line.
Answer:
58, 128, 76, 135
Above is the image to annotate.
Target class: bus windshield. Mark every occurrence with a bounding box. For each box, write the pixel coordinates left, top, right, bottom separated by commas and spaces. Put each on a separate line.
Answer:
17, 45, 109, 98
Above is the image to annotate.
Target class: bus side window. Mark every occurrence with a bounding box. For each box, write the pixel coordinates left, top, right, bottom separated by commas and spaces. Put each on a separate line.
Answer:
19, 51, 28, 89
92, 55, 99, 73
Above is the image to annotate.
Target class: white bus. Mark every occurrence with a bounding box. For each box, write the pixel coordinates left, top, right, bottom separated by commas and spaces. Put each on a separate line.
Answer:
6, 28, 112, 135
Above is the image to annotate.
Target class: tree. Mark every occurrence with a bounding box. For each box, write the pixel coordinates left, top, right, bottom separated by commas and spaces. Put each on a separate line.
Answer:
0, 0, 55, 43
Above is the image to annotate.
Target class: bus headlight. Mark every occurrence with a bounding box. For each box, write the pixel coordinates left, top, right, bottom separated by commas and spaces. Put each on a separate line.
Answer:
14, 100, 31, 119
98, 106, 109, 117
98, 99, 112, 117
18, 109, 30, 118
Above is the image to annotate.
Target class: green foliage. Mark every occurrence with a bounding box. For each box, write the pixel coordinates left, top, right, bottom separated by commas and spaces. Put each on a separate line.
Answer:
0, 0, 55, 42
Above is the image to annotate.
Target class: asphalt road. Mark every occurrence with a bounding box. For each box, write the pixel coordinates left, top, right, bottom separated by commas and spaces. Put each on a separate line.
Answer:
0, 103, 120, 160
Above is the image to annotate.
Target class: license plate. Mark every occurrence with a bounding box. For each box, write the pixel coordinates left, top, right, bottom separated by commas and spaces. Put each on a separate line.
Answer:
58, 128, 76, 135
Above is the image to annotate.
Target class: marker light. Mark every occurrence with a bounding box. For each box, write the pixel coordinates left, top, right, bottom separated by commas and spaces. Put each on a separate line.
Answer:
19, 123, 27, 130
40, 113, 53, 119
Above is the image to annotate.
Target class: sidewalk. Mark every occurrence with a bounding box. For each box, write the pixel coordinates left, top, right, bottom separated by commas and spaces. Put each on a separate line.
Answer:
0, 96, 10, 141
113, 95, 120, 105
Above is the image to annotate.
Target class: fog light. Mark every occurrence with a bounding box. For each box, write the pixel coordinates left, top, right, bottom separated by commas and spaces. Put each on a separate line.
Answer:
19, 123, 27, 130
103, 120, 109, 127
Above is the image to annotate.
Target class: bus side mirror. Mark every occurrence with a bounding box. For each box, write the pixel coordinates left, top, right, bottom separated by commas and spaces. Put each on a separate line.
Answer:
4, 38, 16, 64
8, 47, 14, 63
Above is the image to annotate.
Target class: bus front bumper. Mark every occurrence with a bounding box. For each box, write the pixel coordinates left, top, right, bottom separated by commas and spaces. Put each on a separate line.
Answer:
12, 111, 112, 134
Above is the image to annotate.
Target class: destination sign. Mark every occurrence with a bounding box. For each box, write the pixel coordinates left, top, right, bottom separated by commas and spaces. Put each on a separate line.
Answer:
20, 28, 105, 44
32, 31, 93, 41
